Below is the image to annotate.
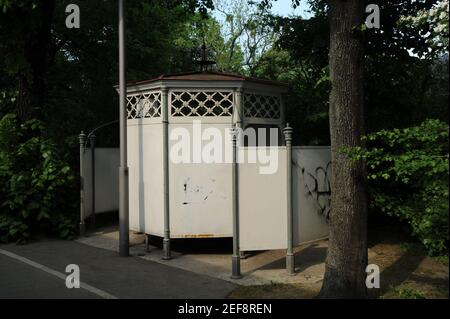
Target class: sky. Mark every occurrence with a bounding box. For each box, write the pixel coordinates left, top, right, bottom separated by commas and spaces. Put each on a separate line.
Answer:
212, 0, 312, 20
269, 0, 312, 18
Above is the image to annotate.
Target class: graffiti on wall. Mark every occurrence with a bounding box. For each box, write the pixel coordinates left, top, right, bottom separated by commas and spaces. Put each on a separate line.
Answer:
295, 160, 332, 219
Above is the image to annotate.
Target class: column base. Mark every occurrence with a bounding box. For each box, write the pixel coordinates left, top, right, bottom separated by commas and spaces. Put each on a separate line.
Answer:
286, 253, 296, 275
79, 222, 86, 237
162, 238, 171, 260
231, 255, 242, 279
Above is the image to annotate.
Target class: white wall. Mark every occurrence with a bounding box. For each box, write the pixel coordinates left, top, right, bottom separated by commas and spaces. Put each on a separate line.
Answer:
84, 148, 119, 216
239, 147, 287, 251
169, 123, 233, 238
293, 146, 330, 245
238, 146, 330, 251
127, 122, 164, 235
84, 143, 330, 250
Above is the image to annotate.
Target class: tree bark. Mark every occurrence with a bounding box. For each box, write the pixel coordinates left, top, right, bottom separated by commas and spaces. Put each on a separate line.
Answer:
318, 0, 368, 298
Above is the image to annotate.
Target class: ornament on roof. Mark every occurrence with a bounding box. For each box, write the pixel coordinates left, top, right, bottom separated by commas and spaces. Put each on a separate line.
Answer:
193, 40, 216, 72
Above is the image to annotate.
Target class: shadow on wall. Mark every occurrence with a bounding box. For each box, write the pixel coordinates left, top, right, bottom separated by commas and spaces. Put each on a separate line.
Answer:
147, 235, 234, 254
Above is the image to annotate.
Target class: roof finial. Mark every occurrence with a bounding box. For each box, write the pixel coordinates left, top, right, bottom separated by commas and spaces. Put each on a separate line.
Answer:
194, 39, 216, 72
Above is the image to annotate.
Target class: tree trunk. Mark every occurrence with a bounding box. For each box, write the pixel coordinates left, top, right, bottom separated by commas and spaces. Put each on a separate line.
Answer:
16, 0, 55, 122
318, 0, 368, 298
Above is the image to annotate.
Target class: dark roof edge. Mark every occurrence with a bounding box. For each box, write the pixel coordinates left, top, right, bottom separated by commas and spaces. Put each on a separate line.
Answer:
117, 71, 288, 88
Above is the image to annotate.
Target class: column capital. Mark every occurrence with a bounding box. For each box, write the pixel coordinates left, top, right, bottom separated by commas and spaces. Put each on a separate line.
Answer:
283, 123, 293, 145
79, 131, 87, 144
161, 86, 169, 94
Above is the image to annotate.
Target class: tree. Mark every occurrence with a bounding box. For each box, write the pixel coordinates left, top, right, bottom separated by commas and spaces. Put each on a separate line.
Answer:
173, 13, 245, 73
214, 0, 277, 75
273, 0, 444, 138
0, 0, 56, 121
400, 0, 449, 56
317, 0, 368, 298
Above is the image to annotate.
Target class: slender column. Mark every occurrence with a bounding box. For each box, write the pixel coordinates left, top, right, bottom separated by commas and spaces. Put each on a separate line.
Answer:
118, 0, 129, 257
230, 126, 242, 279
283, 123, 295, 275
89, 134, 96, 229
234, 87, 243, 129
79, 132, 87, 236
162, 87, 171, 260
280, 94, 287, 130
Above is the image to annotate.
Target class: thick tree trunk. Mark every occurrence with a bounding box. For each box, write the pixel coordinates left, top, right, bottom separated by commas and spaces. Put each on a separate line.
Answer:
318, 0, 368, 298
16, 0, 55, 122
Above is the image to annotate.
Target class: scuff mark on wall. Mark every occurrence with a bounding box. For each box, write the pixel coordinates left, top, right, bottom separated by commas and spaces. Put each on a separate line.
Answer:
180, 177, 217, 206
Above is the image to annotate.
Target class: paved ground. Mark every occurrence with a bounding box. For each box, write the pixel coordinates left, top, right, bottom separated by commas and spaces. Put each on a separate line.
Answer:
0, 239, 236, 299
76, 226, 332, 286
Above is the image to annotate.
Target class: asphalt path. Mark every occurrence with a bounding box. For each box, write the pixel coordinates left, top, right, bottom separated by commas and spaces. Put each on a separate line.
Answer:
0, 239, 236, 299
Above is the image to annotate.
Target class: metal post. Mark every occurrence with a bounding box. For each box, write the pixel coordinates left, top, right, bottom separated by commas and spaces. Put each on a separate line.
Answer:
283, 123, 295, 275
118, 0, 129, 257
79, 132, 87, 236
162, 87, 171, 260
89, 134, 96, 229
231, 126, 242, 279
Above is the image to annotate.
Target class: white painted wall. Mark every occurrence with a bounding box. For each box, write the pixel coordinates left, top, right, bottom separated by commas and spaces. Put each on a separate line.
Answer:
239, 147, 288, 251
292, 147, 330, 245
169, 123, 233, 238
84, 148, 119, 216
127, 121, 164, 235
85, 142, 330, 250
238, 146, 331, 251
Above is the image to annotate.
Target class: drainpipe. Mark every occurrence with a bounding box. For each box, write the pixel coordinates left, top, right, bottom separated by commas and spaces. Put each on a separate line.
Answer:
79, 132, 87, 236
283, 123, 295, 275
162, 87, 171, 260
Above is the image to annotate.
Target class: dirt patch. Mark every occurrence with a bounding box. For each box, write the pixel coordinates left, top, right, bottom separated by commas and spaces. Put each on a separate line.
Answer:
228, 230, 449, 299
228, 282, 319, 299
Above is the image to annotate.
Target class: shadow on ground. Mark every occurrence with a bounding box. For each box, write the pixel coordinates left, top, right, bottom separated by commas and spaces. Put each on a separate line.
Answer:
256, 244, 327, 272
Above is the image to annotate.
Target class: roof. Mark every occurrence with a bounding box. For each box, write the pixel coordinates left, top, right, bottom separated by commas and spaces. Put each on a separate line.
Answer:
125, 71, 288, 88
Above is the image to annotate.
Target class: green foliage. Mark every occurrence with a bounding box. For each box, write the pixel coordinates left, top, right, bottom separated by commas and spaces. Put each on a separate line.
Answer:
396, 287, 426, 299
173, 13, 245, 73
0, 114, 77, 243
346, 119, 449, 256
272, 0, 448, 145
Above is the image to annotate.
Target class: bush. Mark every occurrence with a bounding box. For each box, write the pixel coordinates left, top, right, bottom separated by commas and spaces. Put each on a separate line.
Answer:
0, 114, 77, 243
346, 119, 449, 256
